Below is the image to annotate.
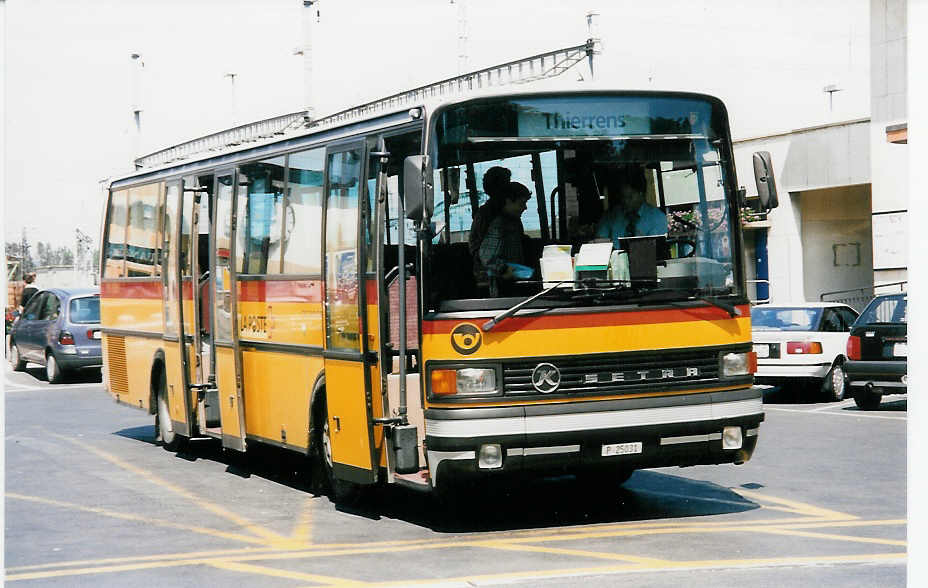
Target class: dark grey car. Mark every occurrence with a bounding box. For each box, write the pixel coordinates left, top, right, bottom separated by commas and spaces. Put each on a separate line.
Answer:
8, 287, 102, 383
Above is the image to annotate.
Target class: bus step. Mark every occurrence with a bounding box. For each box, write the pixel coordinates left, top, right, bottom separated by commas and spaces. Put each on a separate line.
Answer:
393, 469, 431, 491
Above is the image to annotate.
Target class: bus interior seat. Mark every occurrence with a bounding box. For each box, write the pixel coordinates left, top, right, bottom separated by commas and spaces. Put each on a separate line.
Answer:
429, 242, 478, 303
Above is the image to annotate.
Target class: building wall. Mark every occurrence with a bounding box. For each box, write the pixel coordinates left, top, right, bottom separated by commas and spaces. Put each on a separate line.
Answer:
800, 184, 873, 302
870, 0, 908, 284
733, 119, 871, 303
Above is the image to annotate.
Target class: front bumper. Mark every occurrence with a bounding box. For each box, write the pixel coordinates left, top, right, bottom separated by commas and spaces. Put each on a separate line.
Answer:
424, 388, 764, 488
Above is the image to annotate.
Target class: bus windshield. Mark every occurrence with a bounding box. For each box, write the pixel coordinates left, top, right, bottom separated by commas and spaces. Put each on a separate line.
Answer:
425, 94, 741, 312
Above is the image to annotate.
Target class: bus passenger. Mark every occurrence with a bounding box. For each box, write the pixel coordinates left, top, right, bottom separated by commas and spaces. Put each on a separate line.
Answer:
468, 165, 512, 259
476, 182, 532, 296
595, 167, 667, 248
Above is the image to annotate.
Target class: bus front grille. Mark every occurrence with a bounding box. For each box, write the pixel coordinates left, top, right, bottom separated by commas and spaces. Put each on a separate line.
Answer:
502, 348, 723, 397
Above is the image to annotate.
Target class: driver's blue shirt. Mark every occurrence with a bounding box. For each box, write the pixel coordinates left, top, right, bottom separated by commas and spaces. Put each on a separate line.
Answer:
595, 202, 668, 248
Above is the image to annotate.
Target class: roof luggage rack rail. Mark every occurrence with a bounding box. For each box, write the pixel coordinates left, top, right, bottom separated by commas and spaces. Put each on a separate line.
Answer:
134, 39, 599, 170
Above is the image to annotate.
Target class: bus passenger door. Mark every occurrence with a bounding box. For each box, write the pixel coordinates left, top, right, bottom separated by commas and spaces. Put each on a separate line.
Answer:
162, 180, 192, 436
323, 143, 377, 485
211, 170, 247, 451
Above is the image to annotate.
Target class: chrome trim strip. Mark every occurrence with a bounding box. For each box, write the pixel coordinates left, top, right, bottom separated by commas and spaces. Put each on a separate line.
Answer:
660, 433, 722, 446
507, 445, 581, 457
426, 398, 763, 438
427, 450, 476, 487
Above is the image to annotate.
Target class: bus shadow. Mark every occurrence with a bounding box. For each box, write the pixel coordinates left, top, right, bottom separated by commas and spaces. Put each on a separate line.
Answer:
368, 470, 760, 533
108, 430, 759, 532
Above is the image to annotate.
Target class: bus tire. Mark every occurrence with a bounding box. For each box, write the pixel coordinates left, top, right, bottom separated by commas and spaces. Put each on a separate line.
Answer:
312, 395, 335, 495
312, 395, 362, 505
156, 368, 185, 451
9, 343, 26, 371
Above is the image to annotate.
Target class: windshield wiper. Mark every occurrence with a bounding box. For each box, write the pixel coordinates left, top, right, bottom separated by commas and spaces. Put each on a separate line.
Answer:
482, 281, 578, 332
633, 288, 742, 317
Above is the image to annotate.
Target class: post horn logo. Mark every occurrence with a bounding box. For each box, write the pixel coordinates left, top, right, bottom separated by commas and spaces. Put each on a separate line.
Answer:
450, 323, 482, 355
532, 363, 561, 393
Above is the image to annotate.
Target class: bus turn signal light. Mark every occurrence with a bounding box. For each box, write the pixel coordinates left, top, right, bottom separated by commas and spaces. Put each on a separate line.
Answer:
431, 370, 457, 396
786, 341, 822, 354
846, 335, 861, 360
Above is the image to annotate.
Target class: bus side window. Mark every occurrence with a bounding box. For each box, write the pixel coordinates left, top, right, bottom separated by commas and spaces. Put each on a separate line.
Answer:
283, 148, 325, 275
103, 189, 129, 278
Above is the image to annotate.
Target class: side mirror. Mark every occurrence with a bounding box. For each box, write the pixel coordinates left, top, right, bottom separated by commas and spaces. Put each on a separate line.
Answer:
752, 151, 779, 210
403, 155, 432, 220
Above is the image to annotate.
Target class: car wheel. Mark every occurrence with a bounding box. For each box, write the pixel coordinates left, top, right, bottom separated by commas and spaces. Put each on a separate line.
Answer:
853, 387, 882, 410
46, 353, 65, 384
821, 362, 846, 402
157, 369, 185, 451
9, 343, 26, 371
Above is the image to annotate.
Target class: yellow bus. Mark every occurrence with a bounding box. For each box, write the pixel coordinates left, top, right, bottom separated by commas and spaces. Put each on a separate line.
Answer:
100, 89, 776, 500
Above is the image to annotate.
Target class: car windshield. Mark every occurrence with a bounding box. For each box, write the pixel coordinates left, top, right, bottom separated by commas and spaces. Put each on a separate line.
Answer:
857, 295, 907, 325
751, 307, 822, 331
425, 94, 740, 312
69, 296, 100, 324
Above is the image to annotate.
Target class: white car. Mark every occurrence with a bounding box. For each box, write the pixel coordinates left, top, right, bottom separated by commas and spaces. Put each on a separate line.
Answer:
751, 303, 859, 401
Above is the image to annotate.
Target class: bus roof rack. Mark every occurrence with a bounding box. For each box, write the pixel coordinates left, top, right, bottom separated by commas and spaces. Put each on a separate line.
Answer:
133, 39, 600, 170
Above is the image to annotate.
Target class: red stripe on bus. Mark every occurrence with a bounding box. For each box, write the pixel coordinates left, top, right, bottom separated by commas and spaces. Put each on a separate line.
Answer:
421, 304, 750, 334
101, 280, 161, 299
238, 279, 323, 303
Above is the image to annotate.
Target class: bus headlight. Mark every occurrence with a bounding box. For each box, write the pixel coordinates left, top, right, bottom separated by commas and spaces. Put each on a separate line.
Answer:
431, 367, 499, 397
720, 352, 756, 377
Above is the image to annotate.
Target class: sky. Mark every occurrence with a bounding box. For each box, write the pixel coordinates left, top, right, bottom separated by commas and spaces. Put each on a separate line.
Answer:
2, 0, 870, 252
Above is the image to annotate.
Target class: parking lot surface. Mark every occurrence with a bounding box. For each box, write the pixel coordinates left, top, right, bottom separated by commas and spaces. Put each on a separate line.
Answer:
4, 369, 907, 586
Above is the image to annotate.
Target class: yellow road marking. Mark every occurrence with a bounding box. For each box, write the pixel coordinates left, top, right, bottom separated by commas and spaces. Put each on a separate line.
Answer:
52, 434, 302, 548
290, 498, 314, 544
365, 553, 907, 587
476, 540, 670, 565
5, 493, 269, 546
735, 488, 858, 520
756, 527, 907, 547
4, 546, 283, 573
208, 560, 365, 585
4, 517, 908, 583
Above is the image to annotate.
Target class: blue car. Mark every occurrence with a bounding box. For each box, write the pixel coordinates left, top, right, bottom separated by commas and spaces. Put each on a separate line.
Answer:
8, 287, 102, 383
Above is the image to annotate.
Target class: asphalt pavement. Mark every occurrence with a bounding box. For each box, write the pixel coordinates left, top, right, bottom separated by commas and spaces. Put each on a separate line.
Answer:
4, 365, 909, 587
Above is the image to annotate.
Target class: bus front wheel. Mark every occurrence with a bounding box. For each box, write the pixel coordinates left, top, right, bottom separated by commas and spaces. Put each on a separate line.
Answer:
156, 369, 185, 451
312, 395, 362, 504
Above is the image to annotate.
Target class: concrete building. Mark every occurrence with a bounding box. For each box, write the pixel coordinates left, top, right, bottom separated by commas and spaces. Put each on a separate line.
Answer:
733, 0, 907, 309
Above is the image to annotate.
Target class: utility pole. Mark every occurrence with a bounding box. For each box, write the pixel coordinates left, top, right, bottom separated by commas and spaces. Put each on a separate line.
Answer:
224, 72, 238, 126
293, 0, 320, 121
453, 0, 468, 75
585, 11, 600, 81
128, 53, 144, 162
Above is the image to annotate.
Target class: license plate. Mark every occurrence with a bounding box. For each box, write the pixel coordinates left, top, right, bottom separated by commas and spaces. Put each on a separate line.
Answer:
92, 331, 102, 340
753, 344, 769, 358
894, 343, 907, 357
601, 442, 642, 457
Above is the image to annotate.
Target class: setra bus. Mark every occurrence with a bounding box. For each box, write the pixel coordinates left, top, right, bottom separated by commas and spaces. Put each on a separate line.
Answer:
100, 88, 777, 499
